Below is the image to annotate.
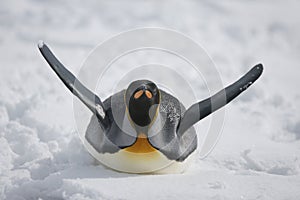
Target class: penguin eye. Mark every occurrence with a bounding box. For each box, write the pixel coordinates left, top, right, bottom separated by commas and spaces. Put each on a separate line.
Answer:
134, 90, 143, 99
145, 90, 152, 99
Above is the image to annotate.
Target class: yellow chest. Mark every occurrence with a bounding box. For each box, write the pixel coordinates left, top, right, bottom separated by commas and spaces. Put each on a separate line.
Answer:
124, 134, 157, 153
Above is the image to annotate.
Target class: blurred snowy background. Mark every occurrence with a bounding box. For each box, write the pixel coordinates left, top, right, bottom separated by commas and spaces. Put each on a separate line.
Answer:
1, 0, 300, 199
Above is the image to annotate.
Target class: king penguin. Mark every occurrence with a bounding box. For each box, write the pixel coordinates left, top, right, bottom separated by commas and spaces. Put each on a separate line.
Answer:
38, 42, 263, 174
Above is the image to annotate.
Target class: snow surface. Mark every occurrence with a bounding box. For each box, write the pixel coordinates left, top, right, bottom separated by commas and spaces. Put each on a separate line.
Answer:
1, 0, 300, 199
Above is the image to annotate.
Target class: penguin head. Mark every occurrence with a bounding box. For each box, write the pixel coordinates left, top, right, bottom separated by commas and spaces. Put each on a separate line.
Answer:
125, 80, 160, 127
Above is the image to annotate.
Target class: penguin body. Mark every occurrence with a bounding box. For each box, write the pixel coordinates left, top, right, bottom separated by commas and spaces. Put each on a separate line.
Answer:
38, 42, 263, 174
85, 90, 197, 173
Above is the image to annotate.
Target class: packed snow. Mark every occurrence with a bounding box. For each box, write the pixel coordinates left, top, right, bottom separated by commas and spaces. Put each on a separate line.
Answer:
1, 0, 300, 199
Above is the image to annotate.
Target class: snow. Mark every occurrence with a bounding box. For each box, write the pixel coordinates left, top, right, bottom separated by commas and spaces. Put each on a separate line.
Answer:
1, 0, 300, 199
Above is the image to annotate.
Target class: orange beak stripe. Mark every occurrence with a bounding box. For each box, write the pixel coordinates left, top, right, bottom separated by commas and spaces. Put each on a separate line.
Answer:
145, 90, 152, 99
134, 90, 144, 99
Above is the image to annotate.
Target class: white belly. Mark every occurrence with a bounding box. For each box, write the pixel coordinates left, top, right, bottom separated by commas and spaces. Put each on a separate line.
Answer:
98, 149, 195, 174
83, 138, 195, 174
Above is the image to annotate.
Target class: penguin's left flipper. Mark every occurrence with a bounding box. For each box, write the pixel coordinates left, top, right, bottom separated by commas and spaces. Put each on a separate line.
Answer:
177, 64, 263, 135
38, 41, 110, 130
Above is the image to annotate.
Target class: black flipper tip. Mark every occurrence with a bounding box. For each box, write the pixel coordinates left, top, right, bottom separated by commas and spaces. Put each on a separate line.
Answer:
256, 63, 263, 70
38, 40, 44, 49
252, 63, 264, 78
236, 63, 263, 92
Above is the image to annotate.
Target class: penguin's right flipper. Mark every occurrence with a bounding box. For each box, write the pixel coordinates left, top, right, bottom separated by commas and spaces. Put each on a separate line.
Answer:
177, 64, 263, 135
38, 41, 110, 130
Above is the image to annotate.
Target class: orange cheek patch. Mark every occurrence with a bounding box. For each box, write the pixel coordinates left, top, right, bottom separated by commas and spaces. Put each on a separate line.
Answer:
134, 90, 144, 99
145, 90, 152, 99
